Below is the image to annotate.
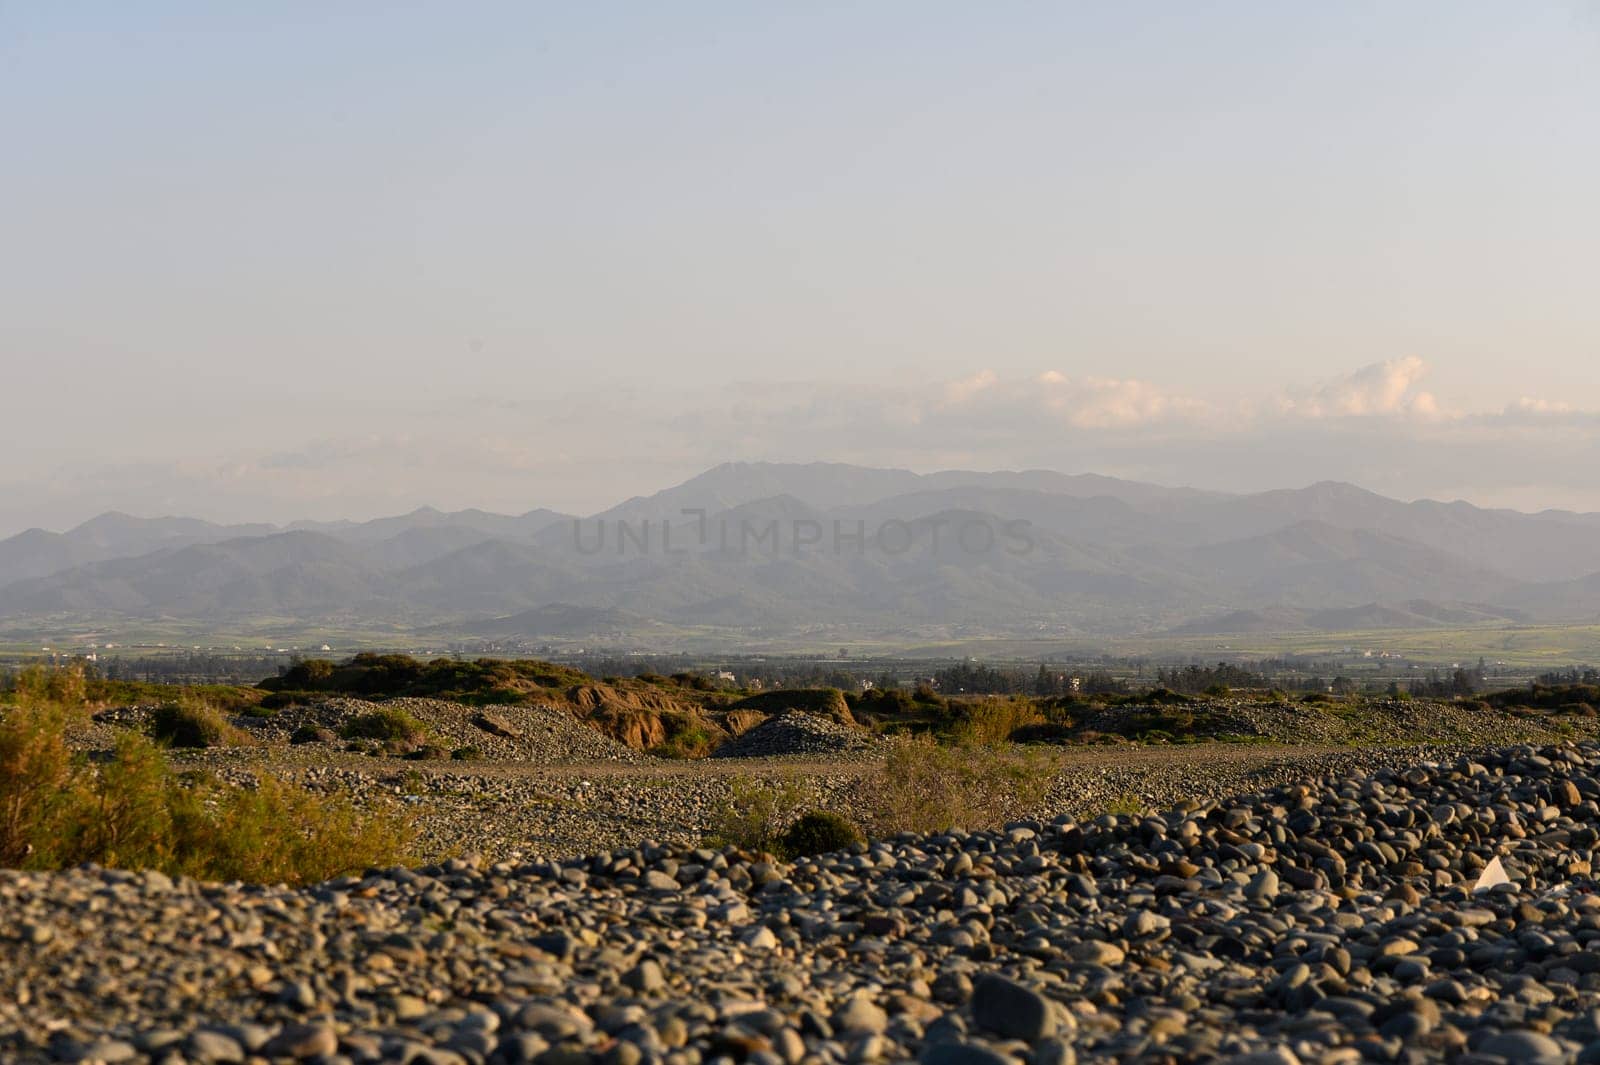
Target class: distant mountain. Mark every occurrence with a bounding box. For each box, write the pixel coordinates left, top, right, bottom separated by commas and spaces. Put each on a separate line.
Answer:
1187, 520, 1523, 607
1169, 599, 1530, 635
591, 461, 1218, 526
295, 506, 570, 543
3, 462, 1597, 638
0, 512, 275, 588
456, 603, 647, 638
0, 507, 573, 592
0, 531, 390, 617
1501, 572, 1600, 623
1177, 482, 1600, 582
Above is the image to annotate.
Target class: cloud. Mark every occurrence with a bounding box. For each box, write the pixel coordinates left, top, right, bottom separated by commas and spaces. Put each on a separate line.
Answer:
938, 369, 1213, 431
1049, 376, 1210, 429
1282, 357, 1444, 420
6, 360, 1600, 534
942, 369, 998, 404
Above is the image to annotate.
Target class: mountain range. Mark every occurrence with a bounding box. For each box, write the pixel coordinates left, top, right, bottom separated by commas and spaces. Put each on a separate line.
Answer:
2, 462, 1597, 641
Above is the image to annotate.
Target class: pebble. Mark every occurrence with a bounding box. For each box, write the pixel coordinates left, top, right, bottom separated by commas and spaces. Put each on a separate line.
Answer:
5, 740, 1600, 1065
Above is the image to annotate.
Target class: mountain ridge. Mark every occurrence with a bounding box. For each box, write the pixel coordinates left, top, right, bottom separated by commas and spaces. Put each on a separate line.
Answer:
4, 463, 1598, 637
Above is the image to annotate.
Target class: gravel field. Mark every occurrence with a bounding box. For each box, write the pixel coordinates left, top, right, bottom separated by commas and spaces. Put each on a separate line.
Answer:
166, 741, 1566, 863
11, 698, 1600, 1063
9, 741, 1600, 1064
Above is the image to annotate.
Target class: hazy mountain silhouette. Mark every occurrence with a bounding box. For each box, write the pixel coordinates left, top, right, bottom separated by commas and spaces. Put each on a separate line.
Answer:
3, 463, 1598, 637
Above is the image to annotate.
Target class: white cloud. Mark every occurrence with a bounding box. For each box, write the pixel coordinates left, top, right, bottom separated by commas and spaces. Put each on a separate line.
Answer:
942, 369, 999, 404
939, 369, 1212, 431
1282, 357, 1444, 420
7, 361, 1600, 534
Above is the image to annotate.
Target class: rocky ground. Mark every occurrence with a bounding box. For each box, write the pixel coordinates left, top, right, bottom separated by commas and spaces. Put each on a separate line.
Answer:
177, 744, 1548, 864
63, 690, 1600, 863
9, 741, 1600, 1064
10, 696, 1600, 1063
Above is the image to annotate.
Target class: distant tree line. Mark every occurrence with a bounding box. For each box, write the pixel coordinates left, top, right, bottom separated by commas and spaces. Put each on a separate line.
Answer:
1537, 666, 1600, 687
1152, 662, 1270, 694
97, 654, 291, 685
1409, 660, 1486, 698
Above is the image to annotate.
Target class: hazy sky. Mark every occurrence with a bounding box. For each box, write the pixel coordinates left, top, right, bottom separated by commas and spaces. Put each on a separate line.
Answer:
3, 3, 1598, 532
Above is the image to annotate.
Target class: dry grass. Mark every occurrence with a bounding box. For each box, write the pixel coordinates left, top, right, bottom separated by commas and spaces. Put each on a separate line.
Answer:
0, 701, 413, 884
339, 707, 427, 743
148, 699, 250, 748
708, 774, 806, 853
862, 734, 1053, 835
949, 697, 1046, 746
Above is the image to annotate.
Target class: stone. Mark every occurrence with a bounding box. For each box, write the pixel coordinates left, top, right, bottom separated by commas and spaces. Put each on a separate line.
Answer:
970, 975, 1056, 1042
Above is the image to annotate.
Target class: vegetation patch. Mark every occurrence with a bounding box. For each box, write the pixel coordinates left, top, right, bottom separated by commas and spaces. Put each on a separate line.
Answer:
1, 704, 412, 883
1486, 683, 1600, 713
863, 735, 1051, 836
148, 701, 247, 749
949, 697, 1047, 747
727, 688, 853, 722
338, 707, 427, 743
780, 810, 863, 857
708, 775, 806, 854
262, 653, 590, 703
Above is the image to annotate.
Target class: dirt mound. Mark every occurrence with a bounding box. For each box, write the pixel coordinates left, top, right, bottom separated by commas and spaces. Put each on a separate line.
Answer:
723, 710, 768, 737
712, 710, 874, 759
566, 683, 691, 715
726, 689, 856, 726
563, 684, 713, 748
243, 697, 646, 763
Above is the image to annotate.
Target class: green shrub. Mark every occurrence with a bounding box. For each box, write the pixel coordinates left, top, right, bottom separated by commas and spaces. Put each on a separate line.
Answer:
4, 665, 88, 708
1100, 793, 1146, 817
164, 768, 414, 884
650, 712, 718, 759
780, 810, 862, 857
709, 775, 804, 854
338, 708, 426, 743
260, 654, 588, 702
149, 702, 245, 749
450, 745, 482, 761
949, 697, 1044, 746
864, 734, 1052, 836
0, 706, 412, 884
0, 704, 75, 867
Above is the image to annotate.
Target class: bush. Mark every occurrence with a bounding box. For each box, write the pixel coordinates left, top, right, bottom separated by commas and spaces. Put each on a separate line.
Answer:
650, 712, 719, 759
290, 725, 334, 745
149, 702, 245, 748
0, 706, 412, 883
0, 705, 75, 867
451, 745, 482, 761
339, 708, 426, 743
709, 775, 804, 854
780, 810, 862, 857
949, 697, 1044, 747
864, 734, 1052, 836
4, 665, 88, 708
165, 768, 414, 884
261, 654, 588, 702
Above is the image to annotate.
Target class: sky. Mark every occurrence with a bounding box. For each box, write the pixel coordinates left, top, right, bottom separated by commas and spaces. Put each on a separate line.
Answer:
2, 2, 1598, 533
